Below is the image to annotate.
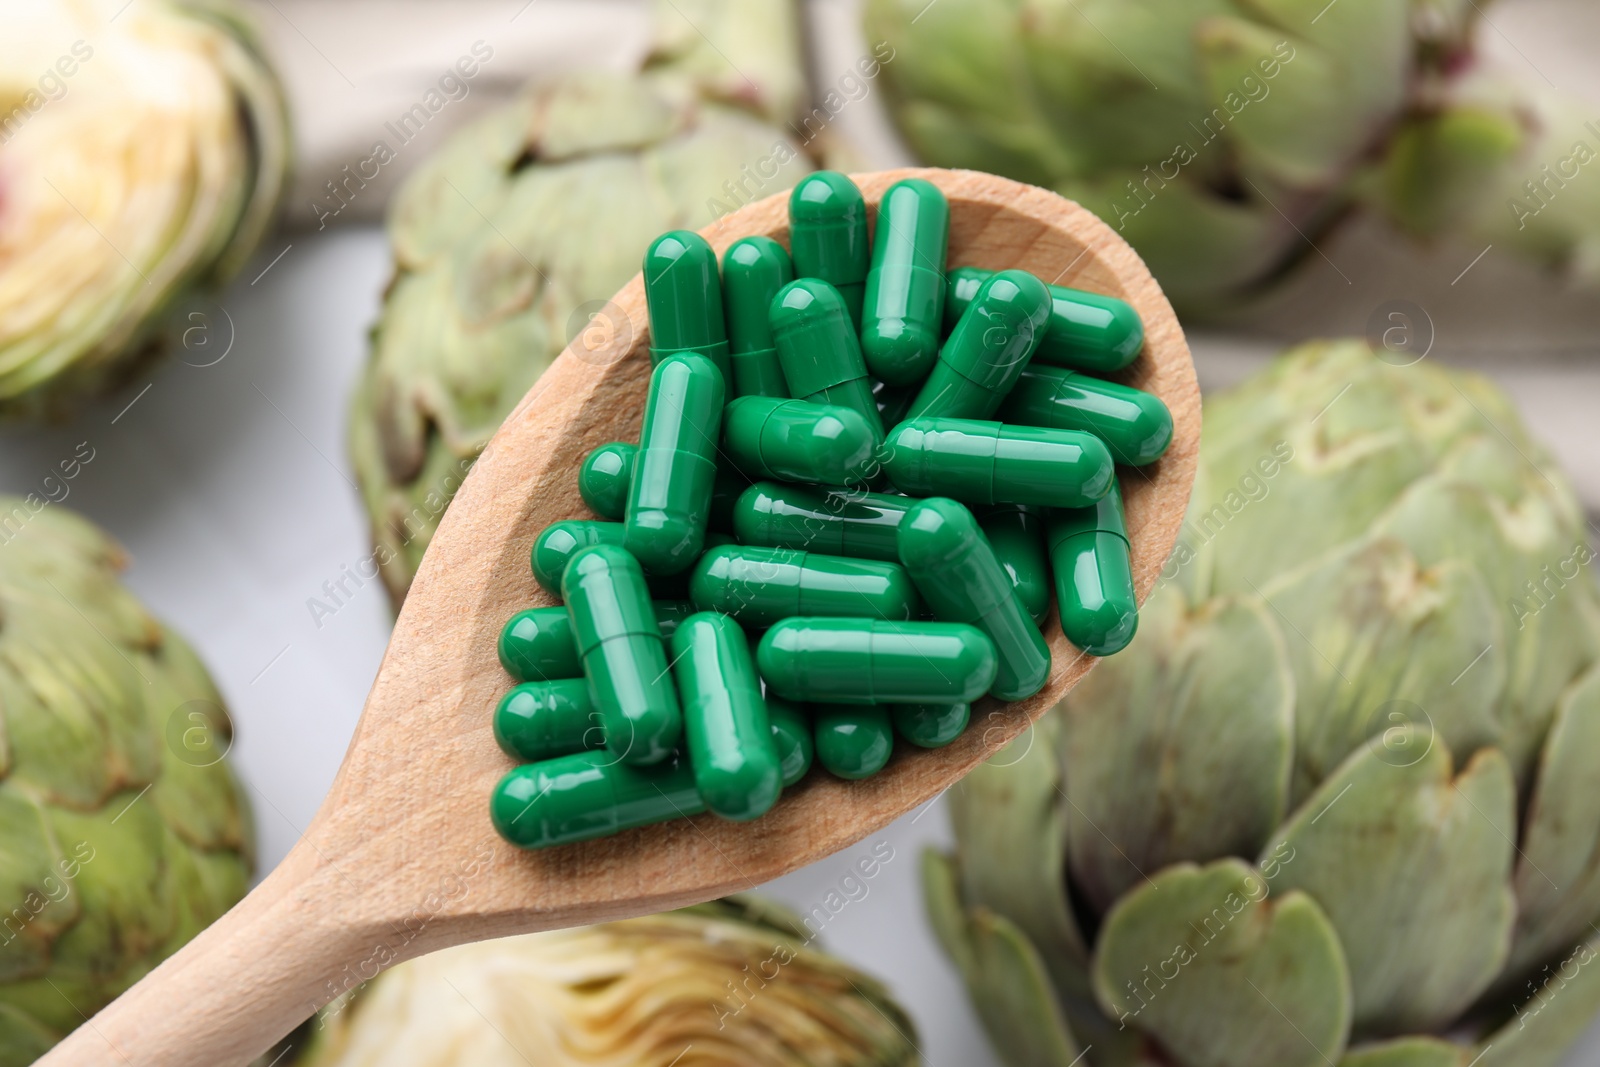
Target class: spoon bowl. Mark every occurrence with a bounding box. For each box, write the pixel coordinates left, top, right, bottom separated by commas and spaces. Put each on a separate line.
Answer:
38, 168, 1199, 1067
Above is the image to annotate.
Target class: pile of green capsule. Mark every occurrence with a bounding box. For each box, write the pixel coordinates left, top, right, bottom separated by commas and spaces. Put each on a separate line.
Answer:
489, 172, 1172, 850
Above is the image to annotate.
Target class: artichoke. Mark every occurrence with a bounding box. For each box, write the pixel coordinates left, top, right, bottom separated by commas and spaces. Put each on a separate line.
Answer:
350, 0, 813, 606
0, 0, 290, 420
925, 341, 1600, 1067
864, 0, 1600, 310
290, 897, 917, 1066
0, 497, 253, 1064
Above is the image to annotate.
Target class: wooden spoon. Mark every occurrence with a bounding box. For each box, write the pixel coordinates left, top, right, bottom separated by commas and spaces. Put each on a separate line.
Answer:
39, 168, 1198, 1067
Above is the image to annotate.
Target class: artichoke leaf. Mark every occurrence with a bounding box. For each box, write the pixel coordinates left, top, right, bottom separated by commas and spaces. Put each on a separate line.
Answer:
1260, 536, 1504, 802
1503, 665, 1600, 979
1473, 929, 1600, 1067
1061, 585, 1293, 913
923, 850, 1085, 1067
949, 716, 1086, 965
1339, 1036, 1468, 1067
1091, 858, 1352, 1067
1263, 741, 1516, 1036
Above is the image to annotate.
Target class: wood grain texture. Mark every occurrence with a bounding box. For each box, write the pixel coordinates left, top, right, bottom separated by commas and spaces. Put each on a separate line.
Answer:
37, 168, 1199, 1067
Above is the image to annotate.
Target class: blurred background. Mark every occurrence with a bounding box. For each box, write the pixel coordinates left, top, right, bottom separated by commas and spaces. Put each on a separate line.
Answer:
1, 0, 1598, 1064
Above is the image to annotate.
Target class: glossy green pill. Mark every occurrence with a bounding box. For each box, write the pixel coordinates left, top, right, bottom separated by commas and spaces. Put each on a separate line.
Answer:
690, 545, 919, 628
722, 236, 793, 398
947, 266, 1144, 373
890, 702, 970, 748
789, 172, 870, 326
563, 544, 681, 765
498, 607, 582, 682
498, 601, 695, 682
815, 706, 894, 779
883, 417, 1114, 509
644, 230, 729, 381
862, 178, 949, 386
757, 618, 998, 705
672, 613, 781, 821
767, 697, 814, 787
625, 353, 725, 576
494, 679, 603, 762
1001, 364, 1173, 467
578, 442, 637, 520
723, 396, 878, 487
907, 269, 1050, 422
532, 520, 625, 594
898, 498, 1050, 701
733, 481, 911, 562
1049, 479, 1138, 656
770, 279, 884, 444
490, 751, 703, 850
979, 504, 1051, 626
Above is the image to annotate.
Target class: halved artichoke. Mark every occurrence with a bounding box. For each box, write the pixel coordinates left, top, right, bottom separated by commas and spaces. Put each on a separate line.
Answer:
926, 341, 1600, 1067
0, 0, 289, 419
291, 898, 918, 1067
0, 497, 253, 1065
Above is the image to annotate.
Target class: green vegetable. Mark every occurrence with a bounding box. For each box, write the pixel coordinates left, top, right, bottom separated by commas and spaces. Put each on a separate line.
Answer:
291, 898, 919, 1066
924, 339, 1600, 1066
0, 498, 253, 1065
349, 0, 813, 606
866, 0, 1600, 310
0, 0, 289, 419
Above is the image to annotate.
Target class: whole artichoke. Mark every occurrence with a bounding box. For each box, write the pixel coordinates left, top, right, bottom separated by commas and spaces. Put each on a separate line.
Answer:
289, 898, 917, 1066
864, 0, 1600, 310
925, 341, 1600, 1067
0, 0, 290, 420
0, 497, 253, 1064
349, 0, 813, 606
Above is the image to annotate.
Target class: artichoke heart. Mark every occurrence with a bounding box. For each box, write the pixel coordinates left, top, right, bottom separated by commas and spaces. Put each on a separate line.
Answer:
0, 0, 289, 419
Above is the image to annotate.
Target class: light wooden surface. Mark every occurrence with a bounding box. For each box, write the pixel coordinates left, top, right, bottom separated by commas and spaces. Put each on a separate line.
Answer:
35, 168, 1199, 1067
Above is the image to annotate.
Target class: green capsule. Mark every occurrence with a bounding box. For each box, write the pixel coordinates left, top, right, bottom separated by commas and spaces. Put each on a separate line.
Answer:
672, 613, 781, 821
723, 396, 878, 487
767, 697, 814, 787
493, 679, 604, 763
498, 607, 582, 682
722, 236, 793, 398
862, 178, 949, 386
1049, 480, 1138, 656
578, 442, 637, 520
884, 417, 1114, 508
532, 520, 687, 599
890, 703, 970, 748
733, 481, 911, 562
897, 498, 1050, 700
690, 545, 919, 628
947, 267, 1144, 373
757, 618, 997, 705
563, 544, 681, 765
979, 504, 1051, 626
531, 520, 625, 594
490, 751, 703, 850
625, 353, 725, 575
908, 269, 1050, 422
815, 706, 894, 779
644, 230, 729, 381
770, 279, 884, 444
1001, 364, 1173, 467
788, 172, 869, 326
